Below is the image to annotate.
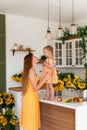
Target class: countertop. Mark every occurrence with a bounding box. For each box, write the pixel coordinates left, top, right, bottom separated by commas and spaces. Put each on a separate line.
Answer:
9, 87, 87, 109
9, 87, 22, 92
38, 90, 87, 109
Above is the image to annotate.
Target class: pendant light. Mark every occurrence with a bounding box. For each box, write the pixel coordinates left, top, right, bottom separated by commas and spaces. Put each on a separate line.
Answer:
56, 0, 63, 39
70, 0, 77, 35
45, 0, 53, 40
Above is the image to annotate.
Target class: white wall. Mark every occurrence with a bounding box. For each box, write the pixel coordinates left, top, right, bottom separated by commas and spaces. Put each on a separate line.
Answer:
64, 18, 87, 29
6, 14, 58, 91
6, 14, 87, 91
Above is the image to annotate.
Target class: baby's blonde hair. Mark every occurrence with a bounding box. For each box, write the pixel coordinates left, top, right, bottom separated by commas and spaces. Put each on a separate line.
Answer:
43, 45, 53, 55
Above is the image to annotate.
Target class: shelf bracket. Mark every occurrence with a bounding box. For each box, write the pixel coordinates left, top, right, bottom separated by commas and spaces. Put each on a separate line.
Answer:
12, 50, 15, 56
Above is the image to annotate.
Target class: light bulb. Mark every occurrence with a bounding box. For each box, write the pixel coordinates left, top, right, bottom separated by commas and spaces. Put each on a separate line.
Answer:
56, 27, 63, 39
70, 23, 77, 35
45, 27, 53, 40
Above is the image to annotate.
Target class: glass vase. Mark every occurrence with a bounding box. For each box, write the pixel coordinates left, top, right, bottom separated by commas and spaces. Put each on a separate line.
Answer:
54, 90, 62, 96
79, 90, 83, 98
79, 89, 87, 100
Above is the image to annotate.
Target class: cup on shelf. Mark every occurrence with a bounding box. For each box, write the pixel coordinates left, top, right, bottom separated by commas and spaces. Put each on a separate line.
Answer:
14, 43, 18, 50
19, 45, 23, 50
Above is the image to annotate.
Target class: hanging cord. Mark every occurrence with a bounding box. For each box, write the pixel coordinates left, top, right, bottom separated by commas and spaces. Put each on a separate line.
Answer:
48, 0, 49, 28
72, 0, 74, 24
59, 0, 61, 27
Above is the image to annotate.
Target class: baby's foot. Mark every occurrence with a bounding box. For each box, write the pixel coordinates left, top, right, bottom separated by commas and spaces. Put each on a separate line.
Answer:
49, 97, 54, 101
43, 97, 49, 100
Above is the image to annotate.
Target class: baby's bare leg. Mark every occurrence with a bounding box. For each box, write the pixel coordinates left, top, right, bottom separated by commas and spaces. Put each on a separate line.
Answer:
44, 84, 50, 100
49, 84, 54, 100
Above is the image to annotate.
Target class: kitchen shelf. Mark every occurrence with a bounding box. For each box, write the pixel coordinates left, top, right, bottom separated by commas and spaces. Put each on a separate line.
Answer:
10, 49, 35, 56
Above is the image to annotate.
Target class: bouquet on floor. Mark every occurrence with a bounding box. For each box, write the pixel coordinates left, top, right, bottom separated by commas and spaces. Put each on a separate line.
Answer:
0, 92, 18, 130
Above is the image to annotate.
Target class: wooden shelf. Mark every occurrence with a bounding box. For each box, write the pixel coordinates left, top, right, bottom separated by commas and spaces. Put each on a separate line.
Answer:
10, 49, 35, 56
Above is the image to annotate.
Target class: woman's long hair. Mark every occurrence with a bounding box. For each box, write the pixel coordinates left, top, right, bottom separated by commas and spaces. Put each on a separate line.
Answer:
22, 53, 33, 95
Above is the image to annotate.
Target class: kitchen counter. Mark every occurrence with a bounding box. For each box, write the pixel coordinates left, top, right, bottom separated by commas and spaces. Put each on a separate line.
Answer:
9, 88, 87, 130
9, 87, 87, 109
9, 87, 22, 92
38, 90, 87, 130
38, 89, 87, 109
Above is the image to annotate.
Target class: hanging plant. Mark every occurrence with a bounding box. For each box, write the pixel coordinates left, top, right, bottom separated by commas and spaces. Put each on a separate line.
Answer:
60, 28, 80, 44
84, 63, 87, 70
59, 25, 87, 66
77, 26, 87, 62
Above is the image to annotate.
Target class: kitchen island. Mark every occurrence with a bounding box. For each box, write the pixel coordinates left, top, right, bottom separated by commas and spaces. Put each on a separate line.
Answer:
39, 90, 87, 130
9, 87, 87, 130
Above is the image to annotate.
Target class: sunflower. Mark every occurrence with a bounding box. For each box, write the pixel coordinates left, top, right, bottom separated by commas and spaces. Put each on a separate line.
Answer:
78, 82, 86, 89
54, 80, 64, 91
10, 119, 16, 125
0, 98, 3, 105
2, 116, 8, 126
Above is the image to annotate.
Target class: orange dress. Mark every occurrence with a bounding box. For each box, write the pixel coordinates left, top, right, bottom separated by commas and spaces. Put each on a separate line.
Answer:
40, 57, 58, 84
20, 77, 40, 130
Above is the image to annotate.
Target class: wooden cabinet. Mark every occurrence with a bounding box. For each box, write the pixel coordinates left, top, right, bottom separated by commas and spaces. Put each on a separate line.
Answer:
53, 40, 64, 67
53, 38, 83, 68
40, 102, 75, 130
39, 101, 87, 130
65, 39, 83, 67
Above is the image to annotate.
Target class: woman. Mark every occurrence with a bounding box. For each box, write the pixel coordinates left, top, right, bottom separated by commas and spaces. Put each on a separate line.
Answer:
20, 53, 50, 130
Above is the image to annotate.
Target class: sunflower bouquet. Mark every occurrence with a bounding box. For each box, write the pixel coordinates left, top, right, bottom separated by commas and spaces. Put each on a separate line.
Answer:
57, 72, 87, 90
0, 92, 18, 130
11, 72, 23, 82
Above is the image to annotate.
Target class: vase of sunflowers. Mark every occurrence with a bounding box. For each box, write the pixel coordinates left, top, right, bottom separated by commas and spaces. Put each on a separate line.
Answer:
11, 72, 23, 83
54, 79, 65, 96
56, 72, 87, 98
0, 92, 18, 130
11, 72, 23, 87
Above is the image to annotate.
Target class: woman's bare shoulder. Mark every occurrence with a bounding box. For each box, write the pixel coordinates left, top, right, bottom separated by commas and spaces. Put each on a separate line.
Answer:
29, 69, 34, 77
29, 68, 37, 77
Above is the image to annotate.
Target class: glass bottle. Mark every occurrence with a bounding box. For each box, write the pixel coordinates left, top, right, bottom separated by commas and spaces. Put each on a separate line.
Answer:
14, 43, 18, 50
